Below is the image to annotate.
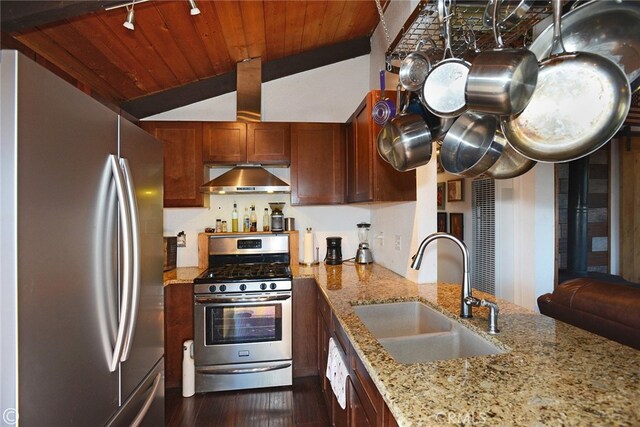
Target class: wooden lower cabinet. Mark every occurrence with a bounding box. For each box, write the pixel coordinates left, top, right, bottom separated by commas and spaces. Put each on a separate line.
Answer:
316, 289, 398, 427
292, 278, 318, 378
164, 282, 194, 389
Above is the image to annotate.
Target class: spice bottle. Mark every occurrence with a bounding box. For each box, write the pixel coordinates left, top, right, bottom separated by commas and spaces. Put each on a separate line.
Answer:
263, 208, 270, 232
250, 205, 257, 232
243, 208, 250, 232
231, 203, 238, 232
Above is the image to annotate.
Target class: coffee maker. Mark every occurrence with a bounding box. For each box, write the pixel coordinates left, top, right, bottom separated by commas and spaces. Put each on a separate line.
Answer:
355, 223, 374, 264
325, 236, 343, 265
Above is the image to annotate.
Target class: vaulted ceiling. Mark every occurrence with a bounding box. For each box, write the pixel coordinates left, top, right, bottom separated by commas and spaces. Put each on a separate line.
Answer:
1, 0, 387, 118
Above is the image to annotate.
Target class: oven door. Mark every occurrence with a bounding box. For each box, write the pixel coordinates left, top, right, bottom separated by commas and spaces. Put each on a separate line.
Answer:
194, 292, 292, 366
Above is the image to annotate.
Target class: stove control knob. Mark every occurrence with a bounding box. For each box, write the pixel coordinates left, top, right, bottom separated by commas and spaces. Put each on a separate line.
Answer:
219, 284, 227, 292
240, 284, 247, 291
260, 283, 267, 290
270, 282, 277, 290
208, 285, 216, 293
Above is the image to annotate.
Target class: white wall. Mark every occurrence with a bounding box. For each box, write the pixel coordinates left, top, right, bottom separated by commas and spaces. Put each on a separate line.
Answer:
436, 172, 473, 284
494, 164, 555, 311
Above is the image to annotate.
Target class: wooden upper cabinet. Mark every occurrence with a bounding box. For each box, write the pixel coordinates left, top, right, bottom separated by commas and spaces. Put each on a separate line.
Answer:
290, 123, 345, 205
139, 121, 207, 208
202, 122, 290, 165
202, 122, 246, 164
247, 122, 291, 164
347, 91, 416, 203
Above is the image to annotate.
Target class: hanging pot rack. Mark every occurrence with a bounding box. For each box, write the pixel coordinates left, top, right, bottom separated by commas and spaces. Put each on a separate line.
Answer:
385, 0, 553, 73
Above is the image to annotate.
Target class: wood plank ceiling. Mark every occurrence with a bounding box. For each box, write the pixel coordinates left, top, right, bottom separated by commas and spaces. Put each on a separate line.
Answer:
2, 0, 386, 118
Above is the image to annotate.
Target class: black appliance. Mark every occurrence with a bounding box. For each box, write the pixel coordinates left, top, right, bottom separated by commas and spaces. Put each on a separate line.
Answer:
325, 236, 343, 265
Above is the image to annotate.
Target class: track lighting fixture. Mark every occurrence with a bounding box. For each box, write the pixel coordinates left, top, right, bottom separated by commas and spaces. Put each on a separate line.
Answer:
188, 0, 201, 16
123, 4, 135, 30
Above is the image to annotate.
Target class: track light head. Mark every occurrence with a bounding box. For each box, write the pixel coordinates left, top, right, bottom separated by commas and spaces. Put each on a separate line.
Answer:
123, 5, 135, 30
188, 0, 201, 15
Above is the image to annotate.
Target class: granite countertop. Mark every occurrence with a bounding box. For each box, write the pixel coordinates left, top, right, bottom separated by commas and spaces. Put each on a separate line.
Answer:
163, 263, 640, 425
163, 267, 203, 286
299, 262, 640, 426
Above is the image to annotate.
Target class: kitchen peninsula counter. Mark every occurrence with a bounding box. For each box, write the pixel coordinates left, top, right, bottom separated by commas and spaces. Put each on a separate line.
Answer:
299, 262, 640, 426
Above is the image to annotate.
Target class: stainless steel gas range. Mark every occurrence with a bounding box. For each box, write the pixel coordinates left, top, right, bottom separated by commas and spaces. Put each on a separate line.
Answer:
193, 233, 292, 393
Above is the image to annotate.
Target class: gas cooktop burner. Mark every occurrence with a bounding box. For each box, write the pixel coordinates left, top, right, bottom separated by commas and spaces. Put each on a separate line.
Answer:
194, 262, 292, 283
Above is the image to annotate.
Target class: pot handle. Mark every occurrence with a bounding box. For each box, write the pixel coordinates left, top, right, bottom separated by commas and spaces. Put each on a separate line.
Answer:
491, 0, 504, 48
550, 0, 566, 56
379, 69, 386, 93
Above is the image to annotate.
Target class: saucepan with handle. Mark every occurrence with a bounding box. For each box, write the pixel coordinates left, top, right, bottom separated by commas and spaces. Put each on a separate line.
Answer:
371, 70, 397, 126
465, 0, 539, 116
377, 89, 433, 172
502, 0, 631, 163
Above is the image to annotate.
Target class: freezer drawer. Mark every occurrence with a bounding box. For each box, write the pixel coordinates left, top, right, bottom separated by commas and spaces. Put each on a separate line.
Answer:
106, 358, 165, 427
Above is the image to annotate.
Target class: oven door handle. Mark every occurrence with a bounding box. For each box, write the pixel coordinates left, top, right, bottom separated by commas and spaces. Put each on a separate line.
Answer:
196, 363, 292, 375
194, 294, 291, 304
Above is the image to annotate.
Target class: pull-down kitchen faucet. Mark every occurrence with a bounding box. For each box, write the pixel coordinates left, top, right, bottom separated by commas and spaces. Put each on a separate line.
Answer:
410, 232, 500, 334
411, 232, 473, 318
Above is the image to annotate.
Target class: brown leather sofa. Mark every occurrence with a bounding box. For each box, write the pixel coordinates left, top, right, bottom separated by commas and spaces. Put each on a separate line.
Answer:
537, 277, 640, 350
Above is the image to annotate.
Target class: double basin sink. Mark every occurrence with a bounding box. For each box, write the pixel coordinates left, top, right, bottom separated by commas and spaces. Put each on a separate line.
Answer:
352, 301, 505, 364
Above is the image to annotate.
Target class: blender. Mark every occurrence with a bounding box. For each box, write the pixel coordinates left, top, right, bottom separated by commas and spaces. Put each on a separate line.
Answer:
355, 222, 374, 264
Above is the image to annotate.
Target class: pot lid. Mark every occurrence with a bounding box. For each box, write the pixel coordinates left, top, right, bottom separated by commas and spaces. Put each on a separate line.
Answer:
201, 165, 290, 194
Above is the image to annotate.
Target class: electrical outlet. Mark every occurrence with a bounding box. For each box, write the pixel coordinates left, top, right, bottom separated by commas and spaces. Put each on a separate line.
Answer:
375, 232, 384, 247
394, 234, 401, 251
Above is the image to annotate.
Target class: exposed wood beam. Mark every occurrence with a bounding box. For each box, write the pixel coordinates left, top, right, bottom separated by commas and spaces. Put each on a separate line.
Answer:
122, 36, 371, 119
1, 1, 123, 33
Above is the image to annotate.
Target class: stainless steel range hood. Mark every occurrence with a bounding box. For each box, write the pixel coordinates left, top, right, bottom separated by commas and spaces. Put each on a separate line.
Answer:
201, 58, 291, 194
201, 165, 289, 194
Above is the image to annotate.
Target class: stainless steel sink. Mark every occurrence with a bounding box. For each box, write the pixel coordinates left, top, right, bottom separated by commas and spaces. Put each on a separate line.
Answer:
352, 301, 505, 364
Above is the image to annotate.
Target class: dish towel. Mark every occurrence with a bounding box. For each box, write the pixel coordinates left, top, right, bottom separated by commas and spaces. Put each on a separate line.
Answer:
325, 337, 349, 409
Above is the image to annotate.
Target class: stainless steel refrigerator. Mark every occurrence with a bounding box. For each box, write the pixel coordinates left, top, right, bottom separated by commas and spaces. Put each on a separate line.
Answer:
0, 50, 164, 426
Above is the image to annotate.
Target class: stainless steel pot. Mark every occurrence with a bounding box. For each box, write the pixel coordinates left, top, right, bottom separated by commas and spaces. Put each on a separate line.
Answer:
440, 111, 502, 177
377, 92, 433, 172
398, 39, 434, 92
422, 0, 470, 118
483, 131, 536, 179
465, 0, 538, 116
377, 114, 432, 172
502, 0, 631, 163
528, 0, 640, 93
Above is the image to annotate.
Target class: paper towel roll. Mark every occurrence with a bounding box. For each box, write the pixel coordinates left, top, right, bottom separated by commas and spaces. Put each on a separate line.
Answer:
182, 339, 195, 397
303, 228, 314, 264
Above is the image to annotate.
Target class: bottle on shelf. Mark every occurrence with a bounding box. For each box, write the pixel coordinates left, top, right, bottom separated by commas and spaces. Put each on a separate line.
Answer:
231, 203, 238, 232
263, 208, 270, 232
250, 205, 257, 232
243, 207, 250, 232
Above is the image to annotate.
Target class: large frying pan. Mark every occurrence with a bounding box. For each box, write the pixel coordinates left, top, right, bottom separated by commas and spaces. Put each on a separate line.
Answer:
502, 0, 631, 163
528, 0, 640, 93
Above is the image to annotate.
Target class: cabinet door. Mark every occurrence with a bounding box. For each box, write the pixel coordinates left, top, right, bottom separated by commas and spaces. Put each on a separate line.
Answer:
349, 379, 373, 427
202, 122, 246, 164
291, 123, 345, 205
292, 278, 318, 378
347, 101, 374, 202
247, 122, 290, 165
140, 121, 206, 208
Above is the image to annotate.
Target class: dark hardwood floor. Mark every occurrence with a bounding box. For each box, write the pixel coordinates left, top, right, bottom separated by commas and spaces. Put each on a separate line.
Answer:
165, 376, 330, 426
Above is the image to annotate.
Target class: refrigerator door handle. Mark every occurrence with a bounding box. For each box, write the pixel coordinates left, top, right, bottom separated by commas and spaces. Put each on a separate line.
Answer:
120, 157, 141, 361
130, 372, 162, 427
108, 154, 133, 372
